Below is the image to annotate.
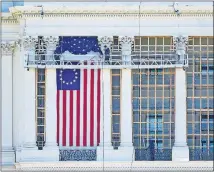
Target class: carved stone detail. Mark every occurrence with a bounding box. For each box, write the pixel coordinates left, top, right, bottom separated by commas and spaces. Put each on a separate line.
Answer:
119, 36, 133, 46
98, 36, 113, 54
173, 35, 188, 55
119, 36, 134, 55
1, 41, 16, 55
23, 36, 38, 52
59, 149, 96, 161
43, 36, 59, 51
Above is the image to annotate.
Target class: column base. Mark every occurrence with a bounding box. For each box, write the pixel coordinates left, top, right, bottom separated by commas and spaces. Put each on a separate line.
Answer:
16, 146, 59, 162
172, 146, 189, 161
1, 147, 15, 165
43, 145, 59, 161
97, 146, 135, 161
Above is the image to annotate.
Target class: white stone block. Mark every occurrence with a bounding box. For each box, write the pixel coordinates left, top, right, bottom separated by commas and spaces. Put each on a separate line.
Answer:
17, 148, 59, 162
1, 149, 15, 165
97, 146, 135, 161
172, 146, 189, 161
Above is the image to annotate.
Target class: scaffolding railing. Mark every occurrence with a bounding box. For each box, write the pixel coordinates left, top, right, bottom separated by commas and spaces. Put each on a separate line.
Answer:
24, 53, 188, 69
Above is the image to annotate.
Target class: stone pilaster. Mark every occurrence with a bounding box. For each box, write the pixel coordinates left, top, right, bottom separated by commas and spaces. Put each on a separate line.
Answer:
1, 41, 16, 165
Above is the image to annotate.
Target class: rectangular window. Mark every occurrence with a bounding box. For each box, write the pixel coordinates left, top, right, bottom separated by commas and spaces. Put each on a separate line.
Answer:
132, 37, 175, 150
187, 36, 214, 153
111, 69, 121, 148
36, 69, 46, 150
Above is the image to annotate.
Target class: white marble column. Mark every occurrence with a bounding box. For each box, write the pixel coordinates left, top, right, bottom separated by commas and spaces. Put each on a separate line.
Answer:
117, 37, 134, 161
21, 36, 38, 148
97, 37, 115, 161
120, 69, 133, 147
23, 69, 37, 148
99, 69, 112, 147
1, 42, 15, 165
42, 68, 59, 161
172, 35, 189, 161
45, 69, 58, 147
119, 36, 134, 147
43, 36, 59, 149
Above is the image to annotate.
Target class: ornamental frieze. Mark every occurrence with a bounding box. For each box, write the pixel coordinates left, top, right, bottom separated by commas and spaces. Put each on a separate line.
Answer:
8, 5, 213, 19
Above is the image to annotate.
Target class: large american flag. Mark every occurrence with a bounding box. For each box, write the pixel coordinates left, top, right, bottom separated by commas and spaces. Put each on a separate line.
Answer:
56, 68, 101, 147
55, 37, 102, 147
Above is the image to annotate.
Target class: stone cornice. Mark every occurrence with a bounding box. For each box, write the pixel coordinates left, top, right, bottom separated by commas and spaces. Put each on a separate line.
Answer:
1, 15, 19, 25
9, 5, 213, 19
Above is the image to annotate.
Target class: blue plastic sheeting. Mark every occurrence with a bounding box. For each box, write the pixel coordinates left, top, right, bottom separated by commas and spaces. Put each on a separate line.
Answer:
2, 1, 24, 12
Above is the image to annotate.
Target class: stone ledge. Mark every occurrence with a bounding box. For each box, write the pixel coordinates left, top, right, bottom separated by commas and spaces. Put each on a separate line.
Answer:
15, 161, 213, 171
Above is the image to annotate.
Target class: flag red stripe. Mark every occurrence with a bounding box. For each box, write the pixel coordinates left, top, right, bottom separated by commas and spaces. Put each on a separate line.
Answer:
69, 91, 73, 146
97, 69, 101, 145
76, 90, 80, 146
83, 69, 87, 146
90, 70, 94, 146
57, 91, 59, 145
62, 90, 67, 146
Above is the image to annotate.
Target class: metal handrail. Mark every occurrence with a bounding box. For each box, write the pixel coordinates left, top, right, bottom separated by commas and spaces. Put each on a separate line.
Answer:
24, 53, 188, 69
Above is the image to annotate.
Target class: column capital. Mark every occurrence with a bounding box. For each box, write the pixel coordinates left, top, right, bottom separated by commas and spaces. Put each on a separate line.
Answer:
22, 36, 38, 52
119, 36, 134, 46
119, 36, 134, 55
173, 35, 188, 56
43, 36, 59, 51
1, 41, 16, 55
98, 36, 113, 54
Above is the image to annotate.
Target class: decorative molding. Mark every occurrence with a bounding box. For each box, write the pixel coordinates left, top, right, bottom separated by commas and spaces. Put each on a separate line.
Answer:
173, 35, 188, 55
59, 149, 96, 161
1, 15, 19, 25
1, 41, 16, 55
22, 36, 38, 51
8, 6, 213, 19
43, 36, 59, 51
98, 36, 113, 54
15, 161, 214, 171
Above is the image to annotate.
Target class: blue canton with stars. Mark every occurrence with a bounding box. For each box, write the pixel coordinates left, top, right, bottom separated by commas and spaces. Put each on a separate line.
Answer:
56, 68, 80, 90
54, 36, 102, 55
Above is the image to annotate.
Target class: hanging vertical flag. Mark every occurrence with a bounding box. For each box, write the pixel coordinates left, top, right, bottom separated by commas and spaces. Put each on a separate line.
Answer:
56, 67, 101, 147
55, 36, 102, 148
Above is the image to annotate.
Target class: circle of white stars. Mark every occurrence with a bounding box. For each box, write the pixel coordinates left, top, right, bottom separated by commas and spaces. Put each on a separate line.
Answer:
59, 68, 78, 85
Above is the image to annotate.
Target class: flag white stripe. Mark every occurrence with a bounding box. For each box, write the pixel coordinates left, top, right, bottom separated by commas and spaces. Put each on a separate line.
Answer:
66, 90, 70, 147
93, 69, 98, 146
79, 69, 84, 146
73, 91, 77, 147
59, 90, 63, 147
86, 69, 91, 147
